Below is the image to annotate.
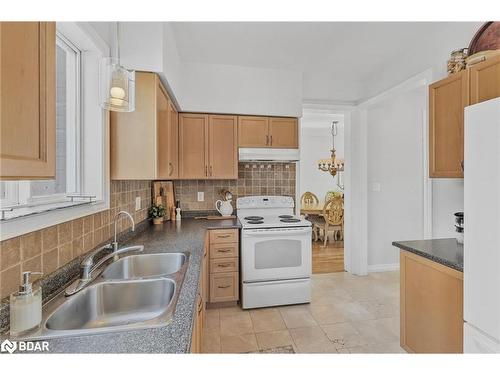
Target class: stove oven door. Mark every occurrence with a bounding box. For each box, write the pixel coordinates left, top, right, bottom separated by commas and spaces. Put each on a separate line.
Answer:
241, 226, 312, 282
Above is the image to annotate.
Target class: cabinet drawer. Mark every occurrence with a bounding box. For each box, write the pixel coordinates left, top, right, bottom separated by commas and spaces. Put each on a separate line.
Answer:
210, 242, 238, 259
210, 257, 238, 273
209, 229, 238, 244
210, 272, 239, 303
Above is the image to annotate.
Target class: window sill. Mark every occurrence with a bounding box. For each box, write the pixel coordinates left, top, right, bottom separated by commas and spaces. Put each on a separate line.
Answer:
0, 200, 109, 241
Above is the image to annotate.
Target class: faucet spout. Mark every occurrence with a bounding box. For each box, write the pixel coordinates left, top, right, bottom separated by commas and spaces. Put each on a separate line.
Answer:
113, 211, 135, 251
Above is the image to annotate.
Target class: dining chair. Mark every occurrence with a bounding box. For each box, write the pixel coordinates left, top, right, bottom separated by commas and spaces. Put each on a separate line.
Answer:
325, 190, 343, 202
310, 196, 344, 247
301, 191, 319, 206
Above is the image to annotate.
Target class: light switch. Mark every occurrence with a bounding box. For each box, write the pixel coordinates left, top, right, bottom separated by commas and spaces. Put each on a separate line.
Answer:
197, 192, 204, 202
371, 182, 381, 192
135, 196, 141, 211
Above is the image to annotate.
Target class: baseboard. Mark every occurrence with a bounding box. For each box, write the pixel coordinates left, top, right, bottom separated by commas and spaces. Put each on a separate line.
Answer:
368, 263, 400, 273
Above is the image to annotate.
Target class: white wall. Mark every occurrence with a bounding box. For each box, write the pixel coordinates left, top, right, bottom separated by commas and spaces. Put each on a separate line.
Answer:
180, 62, 302, 117
299, 111, 344, 201
432, 179, 464, 238
364, 87, 426, 268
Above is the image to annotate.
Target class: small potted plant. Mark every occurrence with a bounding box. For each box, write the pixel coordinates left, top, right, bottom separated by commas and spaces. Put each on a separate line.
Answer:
149, 204, 165, 225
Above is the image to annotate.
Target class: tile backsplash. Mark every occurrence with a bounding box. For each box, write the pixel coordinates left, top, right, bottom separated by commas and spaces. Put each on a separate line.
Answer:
174, 162, 296, 212
0, 180, 151, 300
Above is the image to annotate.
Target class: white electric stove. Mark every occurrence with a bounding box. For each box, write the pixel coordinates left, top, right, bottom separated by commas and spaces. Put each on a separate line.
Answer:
236, 196, 312, 309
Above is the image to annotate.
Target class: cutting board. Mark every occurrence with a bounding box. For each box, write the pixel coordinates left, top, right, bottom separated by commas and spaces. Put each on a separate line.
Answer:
152, 181, 175, 221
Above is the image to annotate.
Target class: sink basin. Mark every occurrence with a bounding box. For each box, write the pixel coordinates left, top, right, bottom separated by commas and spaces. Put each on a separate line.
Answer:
101, 253, 187, 280
45, 278, 175, 331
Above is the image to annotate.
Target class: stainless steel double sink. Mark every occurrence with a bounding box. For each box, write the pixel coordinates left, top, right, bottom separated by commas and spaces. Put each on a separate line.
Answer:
21, 250, 189, 340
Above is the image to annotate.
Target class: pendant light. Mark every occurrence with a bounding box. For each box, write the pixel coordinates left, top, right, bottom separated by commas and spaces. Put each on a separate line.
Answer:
99, 22, 135, 112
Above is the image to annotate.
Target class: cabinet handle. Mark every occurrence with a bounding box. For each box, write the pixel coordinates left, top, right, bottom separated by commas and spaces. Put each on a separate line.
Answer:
218, 285, 231, 289
168, 162, 173, 176
266, 135, 269, 145
270, 135, 273, 146
217, 234, 230, 238
217, 249, 231, 253
461, 160, 464, 172
205, 165, 208, 176
209, 165, 213, 176
217, 263, 231, 268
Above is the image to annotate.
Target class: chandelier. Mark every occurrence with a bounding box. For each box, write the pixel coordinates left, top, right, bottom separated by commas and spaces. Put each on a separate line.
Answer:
318, 121, 344, 177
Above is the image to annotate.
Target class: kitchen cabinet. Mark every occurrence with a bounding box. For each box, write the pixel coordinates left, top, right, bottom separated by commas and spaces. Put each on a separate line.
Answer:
167, 101, 179, 179
208, 229, 239, 304
470, 55, 500, 105
191, 234, 208, 353
400, 250, 463, 353
179, 113, 238, 179
429, 70, 469, 178
111, 72, 179, 180
0, 22, 56, 180
269, 117, 298, 148
237, 116, 298, 149
238, 116, 269, 147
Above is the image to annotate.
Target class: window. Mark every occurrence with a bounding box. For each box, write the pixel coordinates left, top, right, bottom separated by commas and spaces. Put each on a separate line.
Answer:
1, 33, 83, 219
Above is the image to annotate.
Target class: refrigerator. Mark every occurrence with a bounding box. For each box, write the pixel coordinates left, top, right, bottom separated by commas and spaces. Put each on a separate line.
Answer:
464, 97, 500, 353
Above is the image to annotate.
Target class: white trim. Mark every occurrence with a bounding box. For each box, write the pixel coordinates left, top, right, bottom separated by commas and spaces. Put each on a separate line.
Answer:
422, 107, 433, 239
368, 263, 400, 273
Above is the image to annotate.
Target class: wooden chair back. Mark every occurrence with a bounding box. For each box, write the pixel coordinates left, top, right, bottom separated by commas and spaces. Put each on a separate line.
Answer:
301, 191, 319, 206
325, 191, 343, 202
322, 196, 344, 226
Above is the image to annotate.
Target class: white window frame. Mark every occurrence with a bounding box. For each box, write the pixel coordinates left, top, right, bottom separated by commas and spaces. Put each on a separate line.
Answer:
0, 22, 111, 241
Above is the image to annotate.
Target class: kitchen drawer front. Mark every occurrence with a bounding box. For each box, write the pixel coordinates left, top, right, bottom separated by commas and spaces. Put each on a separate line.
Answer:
210, 272, 239, 303
210, 257, 239, 273
209, 229, 238, 244
210, 242, 238, 259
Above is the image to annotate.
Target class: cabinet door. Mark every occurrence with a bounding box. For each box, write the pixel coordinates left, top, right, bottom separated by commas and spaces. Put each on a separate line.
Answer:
156, 81, 169, 179
238, 116, 269, 147
0, 22, 56, 179
179, 113, 208, 179
269, 117, 298, 148
168, 101, 179, 179
208, 115, 237, 179
429, 70, 469, 178
470, 55, 500, 105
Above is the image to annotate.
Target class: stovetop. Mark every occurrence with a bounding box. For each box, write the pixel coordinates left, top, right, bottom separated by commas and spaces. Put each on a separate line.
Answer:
238, 214, 312, 229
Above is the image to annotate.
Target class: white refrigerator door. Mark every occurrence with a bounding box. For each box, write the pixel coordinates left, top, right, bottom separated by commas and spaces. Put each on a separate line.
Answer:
464, 323, 500, 353
464, 98, 500, 343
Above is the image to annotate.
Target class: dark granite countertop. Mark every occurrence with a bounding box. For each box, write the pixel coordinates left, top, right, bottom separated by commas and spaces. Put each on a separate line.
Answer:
392, 238, 463, 272
4, 217, 240, 353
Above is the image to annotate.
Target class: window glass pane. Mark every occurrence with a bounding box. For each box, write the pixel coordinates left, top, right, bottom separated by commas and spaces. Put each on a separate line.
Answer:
30, 43, 70, 198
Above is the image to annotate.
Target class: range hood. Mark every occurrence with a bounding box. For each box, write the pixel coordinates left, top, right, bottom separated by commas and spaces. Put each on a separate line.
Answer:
238, 148, 300, 162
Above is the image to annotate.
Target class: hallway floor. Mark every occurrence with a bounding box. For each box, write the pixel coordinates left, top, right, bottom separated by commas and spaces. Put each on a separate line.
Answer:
312, 240, 344, 273
202, 271, 404, 353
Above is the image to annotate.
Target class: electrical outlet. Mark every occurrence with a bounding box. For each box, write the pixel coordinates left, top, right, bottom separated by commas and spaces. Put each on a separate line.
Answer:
135, 196, 141, 211
197, 192, 204, 202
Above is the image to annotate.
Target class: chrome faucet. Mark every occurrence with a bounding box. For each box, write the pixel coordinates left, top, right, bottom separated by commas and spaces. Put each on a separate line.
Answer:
113, 211, 135, 251
65, 211, 140, 296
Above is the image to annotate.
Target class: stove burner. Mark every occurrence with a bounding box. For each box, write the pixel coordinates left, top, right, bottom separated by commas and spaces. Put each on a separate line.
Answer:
279, 215, 293, 219
280, 218, 301, 223
244, 216, 264, 221
247, 220, 264, 224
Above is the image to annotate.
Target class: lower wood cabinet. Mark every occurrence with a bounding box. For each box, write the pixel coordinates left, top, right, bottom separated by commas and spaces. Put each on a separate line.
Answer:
400, 250, 463, 353
208, 228, 239, 304
191, 234, 208, 353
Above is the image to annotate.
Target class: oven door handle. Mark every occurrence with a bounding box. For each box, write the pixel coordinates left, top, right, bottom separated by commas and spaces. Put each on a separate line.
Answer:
243, 227, 312, 237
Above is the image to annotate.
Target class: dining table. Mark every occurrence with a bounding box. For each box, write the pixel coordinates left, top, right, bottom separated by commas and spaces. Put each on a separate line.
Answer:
300, 201, 325, 216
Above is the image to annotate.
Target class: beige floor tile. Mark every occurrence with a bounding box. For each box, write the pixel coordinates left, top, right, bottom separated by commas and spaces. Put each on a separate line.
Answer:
220, 333, 259, 353
351, 318, 400, 345
359, 299, 399, 319
347, 342, 406, 353
255, 330, 294, 350
202, 329, 221, 353
279, 305, 318, 329
289, 326, 338, 353
220, 311, 254, 336
250, 308, 286, 333
219, 306, 246, 317
338, 301, 377, 321
308, 304, 350, 325
321, 322, 369, 349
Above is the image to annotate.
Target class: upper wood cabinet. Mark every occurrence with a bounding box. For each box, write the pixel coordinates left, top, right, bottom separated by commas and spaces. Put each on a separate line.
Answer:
269, 117, 298, 148
238, 116, 298, 149
429, 70, 469, 178
0, 22, 56, 180
179, 113, 238, 179
238, 116, 269, 147
208, 115, 238, 179
470, 55, 500, 105
111, 72, 179, 180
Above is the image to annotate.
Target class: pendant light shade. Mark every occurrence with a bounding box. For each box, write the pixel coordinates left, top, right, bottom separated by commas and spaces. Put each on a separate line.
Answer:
99, 23, 135, 112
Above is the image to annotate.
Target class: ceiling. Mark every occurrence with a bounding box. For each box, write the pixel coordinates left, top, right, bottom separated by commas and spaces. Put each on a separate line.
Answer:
170, 22, 482, 103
